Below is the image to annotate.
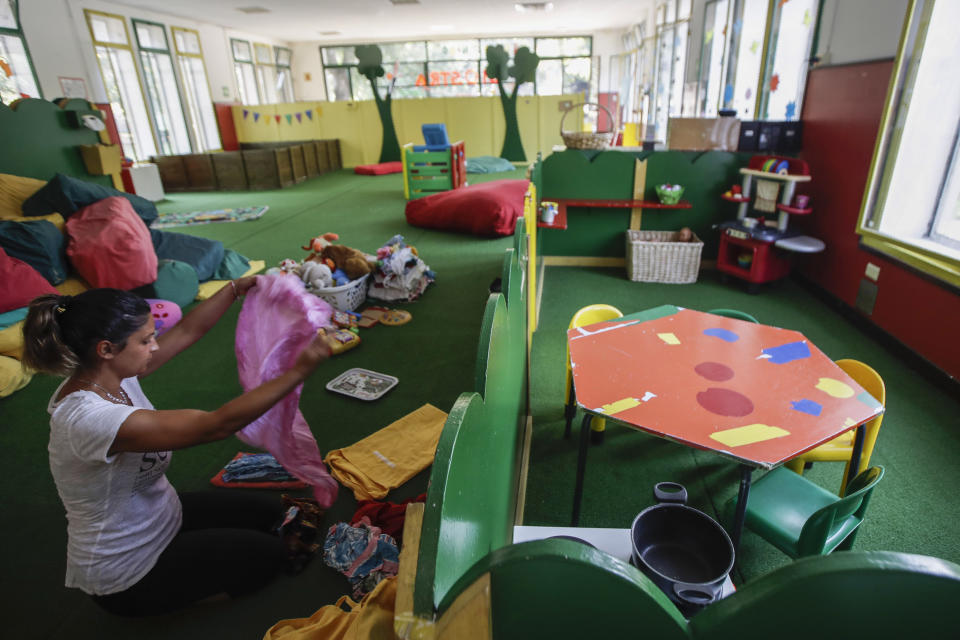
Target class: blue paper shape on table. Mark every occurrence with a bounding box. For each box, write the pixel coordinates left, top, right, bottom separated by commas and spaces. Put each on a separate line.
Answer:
762, 340, 811, 364
790, 399, 823, 416
703, 327, 740, 343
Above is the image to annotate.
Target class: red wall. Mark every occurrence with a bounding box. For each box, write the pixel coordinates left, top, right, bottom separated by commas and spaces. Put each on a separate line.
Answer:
798, 60, 960, 380
214, 102, 240, 151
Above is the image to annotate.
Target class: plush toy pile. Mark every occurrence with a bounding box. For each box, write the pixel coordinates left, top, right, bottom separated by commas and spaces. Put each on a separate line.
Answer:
368, 235, 434, 302
266, 232, 376, 293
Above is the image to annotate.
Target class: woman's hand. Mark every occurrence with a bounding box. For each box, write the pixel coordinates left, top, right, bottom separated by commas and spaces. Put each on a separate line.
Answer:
233, 276, 258, 298
293, 331, 333, 377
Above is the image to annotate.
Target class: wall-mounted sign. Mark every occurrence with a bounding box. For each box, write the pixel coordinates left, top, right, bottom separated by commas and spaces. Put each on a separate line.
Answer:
58, 77, 88, 99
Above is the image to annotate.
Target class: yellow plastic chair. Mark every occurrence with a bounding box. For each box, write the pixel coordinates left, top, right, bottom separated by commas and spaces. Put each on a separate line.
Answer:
785, 359, 885, 494
564, 304, 623, 441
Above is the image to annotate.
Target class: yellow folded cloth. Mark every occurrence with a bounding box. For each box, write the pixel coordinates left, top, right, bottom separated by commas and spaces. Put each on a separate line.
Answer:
195, 260, 266, 300
325, 403, 448, 501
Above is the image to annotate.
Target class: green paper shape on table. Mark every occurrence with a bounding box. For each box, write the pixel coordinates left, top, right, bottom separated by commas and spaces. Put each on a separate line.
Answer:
356, 44, 401, 163
485, 45, 540, 162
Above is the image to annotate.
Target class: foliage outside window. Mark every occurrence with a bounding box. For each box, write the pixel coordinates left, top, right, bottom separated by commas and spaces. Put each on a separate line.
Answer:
132, 19, 191, 155
84, 10, 157, 162
231, 39, 260, 105
0, 0, 40, 105
651, 0, 692, 142
858, 0, 960, 287
319, 36, 591, 102
171, 27, 221, 152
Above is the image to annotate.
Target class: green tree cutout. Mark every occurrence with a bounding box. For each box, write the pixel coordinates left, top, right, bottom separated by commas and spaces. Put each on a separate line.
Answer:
485, 45, 540, 162
355, 44, 401, 163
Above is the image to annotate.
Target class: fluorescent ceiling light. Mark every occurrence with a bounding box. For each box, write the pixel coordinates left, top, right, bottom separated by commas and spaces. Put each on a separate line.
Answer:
235, 6, 270, 14
515, 2, 554, 12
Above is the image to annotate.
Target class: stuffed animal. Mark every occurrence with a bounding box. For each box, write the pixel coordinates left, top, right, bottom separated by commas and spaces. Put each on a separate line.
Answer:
321, 244, 373, 281
303, 232, 339, 263
300, 260, 333, 290
145, 299, 181, 336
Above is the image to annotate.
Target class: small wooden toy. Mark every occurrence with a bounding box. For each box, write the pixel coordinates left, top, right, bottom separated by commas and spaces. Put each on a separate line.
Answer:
320, 328, 361, 355
380, 309, 412, 326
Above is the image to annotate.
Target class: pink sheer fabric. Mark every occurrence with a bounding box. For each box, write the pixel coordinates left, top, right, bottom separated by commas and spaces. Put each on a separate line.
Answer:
234, 274, 338, 507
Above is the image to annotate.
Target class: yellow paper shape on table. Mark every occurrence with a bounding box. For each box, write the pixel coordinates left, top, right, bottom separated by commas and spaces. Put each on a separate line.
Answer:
816, 377, 855, 398
599, 397, 642, 415
710, 423, 790, 448
325, 403, 448, 501
657, 332, 681, 345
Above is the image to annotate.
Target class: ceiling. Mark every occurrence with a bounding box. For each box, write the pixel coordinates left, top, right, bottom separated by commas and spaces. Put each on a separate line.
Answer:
105, 0, 645, 44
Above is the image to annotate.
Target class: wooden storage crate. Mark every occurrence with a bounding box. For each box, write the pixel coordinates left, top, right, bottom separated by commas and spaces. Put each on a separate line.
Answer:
275, 148, 294, 188
329, 139, 342, 169
314, 141, 330, 174
211, 151, 247, 191
243, 149, 281, 190
303, 142, 319, 178
182, 153, 217, 191
289, 144, 307, 183
153, 155, 189, 191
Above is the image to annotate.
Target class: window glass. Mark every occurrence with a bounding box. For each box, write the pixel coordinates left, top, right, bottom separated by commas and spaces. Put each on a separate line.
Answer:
698, 0, 729, 116
134, 22, 166, 50
275, 46, 291, 67
563, 57, 591, 96
89, 13, 128, 45
177, 53, 220, 151
94, 44, 157, 160
481, 37, 535, 56
350, 67, 373, 100
723, 0, 767, 118
428, 39, 479, 60
324, 67, 351, 101
380, 41, 426, 62
256, 64, 278, 103
0, 34, 39, 102
173, 28, 200, 55
254, 43, 272, 65
232, 39, 252, 62
322, 46, 356, 65
139, 49, 191, 154
0, 0, 16, 29
425, 61, 477, 90
235, 62, 258, 104
761, 0, 817, 120
536, 58, 562, 95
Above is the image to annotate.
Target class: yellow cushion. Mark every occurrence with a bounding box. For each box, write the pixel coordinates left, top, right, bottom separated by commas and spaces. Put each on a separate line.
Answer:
195, 260, 266, 300
0, 173, 46, 220
56, 276, 90, 296
0, 322, 25, 359
0, 354, 32, 397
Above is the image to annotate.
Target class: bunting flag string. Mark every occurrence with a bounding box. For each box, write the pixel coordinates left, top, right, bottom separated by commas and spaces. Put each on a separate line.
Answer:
253, 112, 260, 122
285, 114, 293, 124
244, 110, 317, 125
305, 110, 313, 120
243, 109, 249, 119
295, 113, 302, 123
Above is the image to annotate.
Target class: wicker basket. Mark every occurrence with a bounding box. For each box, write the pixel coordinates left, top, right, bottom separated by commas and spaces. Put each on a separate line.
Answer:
560, 102, 616, 150
314, 273, 370, 311
626, 230, 704, 284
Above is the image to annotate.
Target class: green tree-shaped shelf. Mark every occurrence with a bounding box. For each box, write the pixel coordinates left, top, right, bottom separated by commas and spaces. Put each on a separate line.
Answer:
485, 45, 540, 162
356, 44, 401, 163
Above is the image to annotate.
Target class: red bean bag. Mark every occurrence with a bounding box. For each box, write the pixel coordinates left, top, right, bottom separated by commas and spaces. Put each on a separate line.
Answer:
66, 196, 158, 290
0, 246, 58, 312
405, 179, 530, 237
354, 161, 403, 175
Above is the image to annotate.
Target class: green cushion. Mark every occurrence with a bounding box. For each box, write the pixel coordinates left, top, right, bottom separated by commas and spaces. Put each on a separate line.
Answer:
213, 248, 251, 280
133, 259, 198, 309
0, 219, 68, 284
466, 156, 516, 174
21, 173, 158, 226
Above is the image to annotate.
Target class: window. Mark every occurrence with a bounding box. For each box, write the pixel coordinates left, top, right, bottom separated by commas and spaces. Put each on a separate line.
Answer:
859, 0, 960, 287
758, 0, 818, 121
0, 0, 40, 104
651, 0, 692, 141
132, 20, 191, 155
172, 27, 221, 151
696, 0, 731, 117
85, 10, 157, 162
275, 46, 293, 102
319, 36, 591, 102
254, 43, 278, 104
720, 0, 769, 119
231, 38, 260, 105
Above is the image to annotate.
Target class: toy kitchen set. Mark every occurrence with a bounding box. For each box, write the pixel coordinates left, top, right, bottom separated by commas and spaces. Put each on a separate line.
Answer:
717, 155, 825, 290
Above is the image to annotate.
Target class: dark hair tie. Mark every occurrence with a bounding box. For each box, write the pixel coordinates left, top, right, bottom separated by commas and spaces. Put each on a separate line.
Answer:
56, 305, 66, 314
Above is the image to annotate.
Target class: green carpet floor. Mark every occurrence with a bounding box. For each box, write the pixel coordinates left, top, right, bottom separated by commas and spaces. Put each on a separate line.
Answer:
2, 168, 958, 638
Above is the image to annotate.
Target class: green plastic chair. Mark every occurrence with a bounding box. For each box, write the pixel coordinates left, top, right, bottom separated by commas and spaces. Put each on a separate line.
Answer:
728, 466, 884, 558
707, 308, 759, 323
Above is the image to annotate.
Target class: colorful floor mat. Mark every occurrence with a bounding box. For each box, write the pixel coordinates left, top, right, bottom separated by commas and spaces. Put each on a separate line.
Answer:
153, 205, 268, 228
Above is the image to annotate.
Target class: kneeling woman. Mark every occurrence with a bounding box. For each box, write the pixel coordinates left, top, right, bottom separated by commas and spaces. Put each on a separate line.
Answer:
22, 280, 331, 616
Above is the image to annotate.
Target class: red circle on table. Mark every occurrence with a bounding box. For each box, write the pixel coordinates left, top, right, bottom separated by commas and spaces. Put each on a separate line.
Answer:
694, 362, 734, 382
697, 388, 754, 417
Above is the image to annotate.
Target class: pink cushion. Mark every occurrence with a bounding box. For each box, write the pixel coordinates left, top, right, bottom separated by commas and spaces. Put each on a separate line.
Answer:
354, 161, 403, 176
405, 179, 530, 237
65, 196, 158, 289
0, 246, 58, 313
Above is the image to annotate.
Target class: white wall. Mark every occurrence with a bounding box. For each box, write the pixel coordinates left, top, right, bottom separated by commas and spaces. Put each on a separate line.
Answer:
291, 41, 325, 101
814, 0, 906, 65
19, 0, 291, 104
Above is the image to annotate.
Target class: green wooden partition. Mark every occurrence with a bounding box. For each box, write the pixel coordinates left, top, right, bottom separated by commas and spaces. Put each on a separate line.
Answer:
539, 149, 755, 258
0, 98, 110, 185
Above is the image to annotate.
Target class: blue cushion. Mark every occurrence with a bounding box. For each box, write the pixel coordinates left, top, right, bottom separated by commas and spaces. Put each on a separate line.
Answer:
149, 229, 225, 282
0, 219, 68, 284
21, 173, 158, 226
0, 306, 28, 330
133, 259, 199, 309
213, 249, 251, 280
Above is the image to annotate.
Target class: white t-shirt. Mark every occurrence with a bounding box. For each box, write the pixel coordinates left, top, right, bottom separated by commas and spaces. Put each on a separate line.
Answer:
47, 377, 182, 596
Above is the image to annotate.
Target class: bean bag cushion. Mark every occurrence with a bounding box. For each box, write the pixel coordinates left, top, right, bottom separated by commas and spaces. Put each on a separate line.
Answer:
404, 179, 530, 237
213, 248, 251, 280
145, 299, 182, 336
354, 161, 403, 176
133, 259, 199, 309
465, 156, 516, 174
0, 354, 32, 398
0, 246, 58, 313
22, 173, 159, 226
0, 219, 69, 284
149, 229, 225, 282
0, 173, 46, 219
65, 196, 158, 290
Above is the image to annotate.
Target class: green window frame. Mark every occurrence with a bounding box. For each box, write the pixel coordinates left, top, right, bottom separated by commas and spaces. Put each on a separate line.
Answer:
131, 18, 192, 155
231, 38, 260, 105
0, 0, 41, 104
275, 46, 294, 102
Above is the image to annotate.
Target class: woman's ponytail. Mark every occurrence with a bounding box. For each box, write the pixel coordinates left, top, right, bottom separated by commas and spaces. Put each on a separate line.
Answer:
22, 294, 79, 376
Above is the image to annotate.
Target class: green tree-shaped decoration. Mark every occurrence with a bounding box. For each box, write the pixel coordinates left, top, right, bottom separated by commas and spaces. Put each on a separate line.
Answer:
356, 44, 401, 163
485, 45, 540, 162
